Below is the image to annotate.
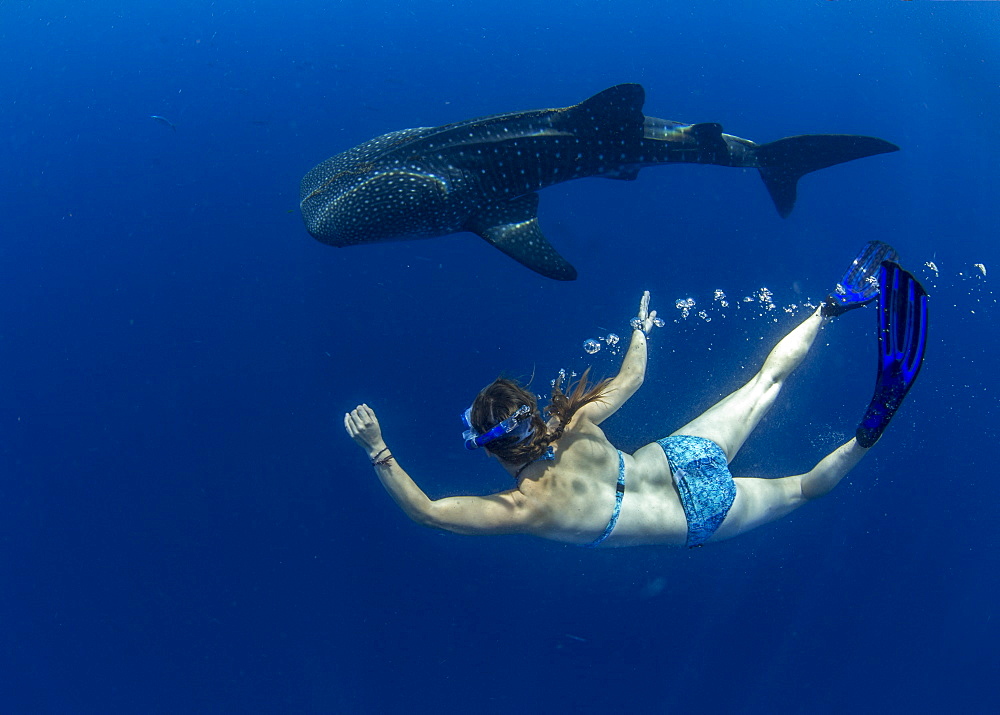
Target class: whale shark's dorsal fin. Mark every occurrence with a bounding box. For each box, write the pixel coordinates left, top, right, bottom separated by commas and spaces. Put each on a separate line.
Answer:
565, 84, 646, 131
465, 193, 577, 281
686, 122, 728, 154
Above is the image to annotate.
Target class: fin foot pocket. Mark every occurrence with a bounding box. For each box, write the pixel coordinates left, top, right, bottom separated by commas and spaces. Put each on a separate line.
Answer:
822, 240, 900, 317
822, 295, 874, 318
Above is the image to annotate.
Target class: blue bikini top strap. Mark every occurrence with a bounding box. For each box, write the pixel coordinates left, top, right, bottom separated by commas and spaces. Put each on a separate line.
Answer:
582, 450, 626, 548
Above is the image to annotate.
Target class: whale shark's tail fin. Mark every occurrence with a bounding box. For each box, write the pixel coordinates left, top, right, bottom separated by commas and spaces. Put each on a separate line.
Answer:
755, 135, 899, 218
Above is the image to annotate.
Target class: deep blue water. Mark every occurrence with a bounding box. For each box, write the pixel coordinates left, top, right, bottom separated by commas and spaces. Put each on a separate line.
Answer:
2, 1, 998, 712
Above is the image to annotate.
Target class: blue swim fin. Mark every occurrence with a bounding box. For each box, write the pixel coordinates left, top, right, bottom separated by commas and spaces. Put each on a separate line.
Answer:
856, 261, 929, 448
822, 240, 901, 317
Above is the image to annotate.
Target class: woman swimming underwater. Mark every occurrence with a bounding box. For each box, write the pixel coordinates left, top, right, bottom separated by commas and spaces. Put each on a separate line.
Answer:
345, 242, 927, 548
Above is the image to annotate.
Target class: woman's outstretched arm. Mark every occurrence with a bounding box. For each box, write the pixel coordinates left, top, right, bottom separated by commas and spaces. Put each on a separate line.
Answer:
345, 404, 534, 535
579, 290, 658, 425
345, 404, 432, 522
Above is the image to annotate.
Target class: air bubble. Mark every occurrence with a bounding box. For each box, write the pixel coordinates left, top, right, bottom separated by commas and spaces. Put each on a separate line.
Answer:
583, 338, 601, 354
755, 287, 776, 311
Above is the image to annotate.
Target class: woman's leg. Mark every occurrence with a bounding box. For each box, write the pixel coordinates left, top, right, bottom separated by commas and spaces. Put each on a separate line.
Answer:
715, 438, 869, 539
672, 306, 827, 462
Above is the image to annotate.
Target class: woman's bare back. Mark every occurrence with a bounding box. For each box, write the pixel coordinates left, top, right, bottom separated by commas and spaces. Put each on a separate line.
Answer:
516, 417, 689, 546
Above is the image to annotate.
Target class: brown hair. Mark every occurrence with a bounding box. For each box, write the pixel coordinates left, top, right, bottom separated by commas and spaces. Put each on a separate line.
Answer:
469, 368, 612, 465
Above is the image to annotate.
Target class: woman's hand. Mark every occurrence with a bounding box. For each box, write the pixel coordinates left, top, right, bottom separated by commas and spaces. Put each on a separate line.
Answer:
344, 403, 387, 458
634, 290, 658, 336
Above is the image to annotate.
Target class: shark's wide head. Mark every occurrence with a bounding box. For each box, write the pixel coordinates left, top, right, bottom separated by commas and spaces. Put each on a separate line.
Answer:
300, 128, 458, 247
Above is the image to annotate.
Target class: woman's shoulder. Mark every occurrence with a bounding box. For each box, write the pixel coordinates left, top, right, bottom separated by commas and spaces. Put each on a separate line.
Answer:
560, 411, 604, 435
552, 417, 614, 457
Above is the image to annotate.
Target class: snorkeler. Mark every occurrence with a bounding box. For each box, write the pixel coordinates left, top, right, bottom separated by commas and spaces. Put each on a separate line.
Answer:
345, 242, 928, 547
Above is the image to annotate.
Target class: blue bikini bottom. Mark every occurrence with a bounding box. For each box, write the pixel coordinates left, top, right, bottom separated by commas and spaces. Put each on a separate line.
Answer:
657, 435, 736, 548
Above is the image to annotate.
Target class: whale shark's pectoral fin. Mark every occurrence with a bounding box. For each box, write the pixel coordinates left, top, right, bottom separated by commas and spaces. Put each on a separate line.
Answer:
466, 193, 577, 281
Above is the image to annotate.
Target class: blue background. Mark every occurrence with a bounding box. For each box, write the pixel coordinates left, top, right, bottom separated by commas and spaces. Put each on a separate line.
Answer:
2, 1, 998, 712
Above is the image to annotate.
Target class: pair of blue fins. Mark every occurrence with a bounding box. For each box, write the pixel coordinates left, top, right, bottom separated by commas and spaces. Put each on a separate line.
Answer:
824, 241, 928, 447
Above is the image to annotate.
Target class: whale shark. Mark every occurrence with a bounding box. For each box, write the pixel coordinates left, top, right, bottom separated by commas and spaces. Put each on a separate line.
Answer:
300, 84, 898, 280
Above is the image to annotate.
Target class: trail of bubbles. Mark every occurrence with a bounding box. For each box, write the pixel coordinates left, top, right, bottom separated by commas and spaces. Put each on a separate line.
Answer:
579, 258, 991, 356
